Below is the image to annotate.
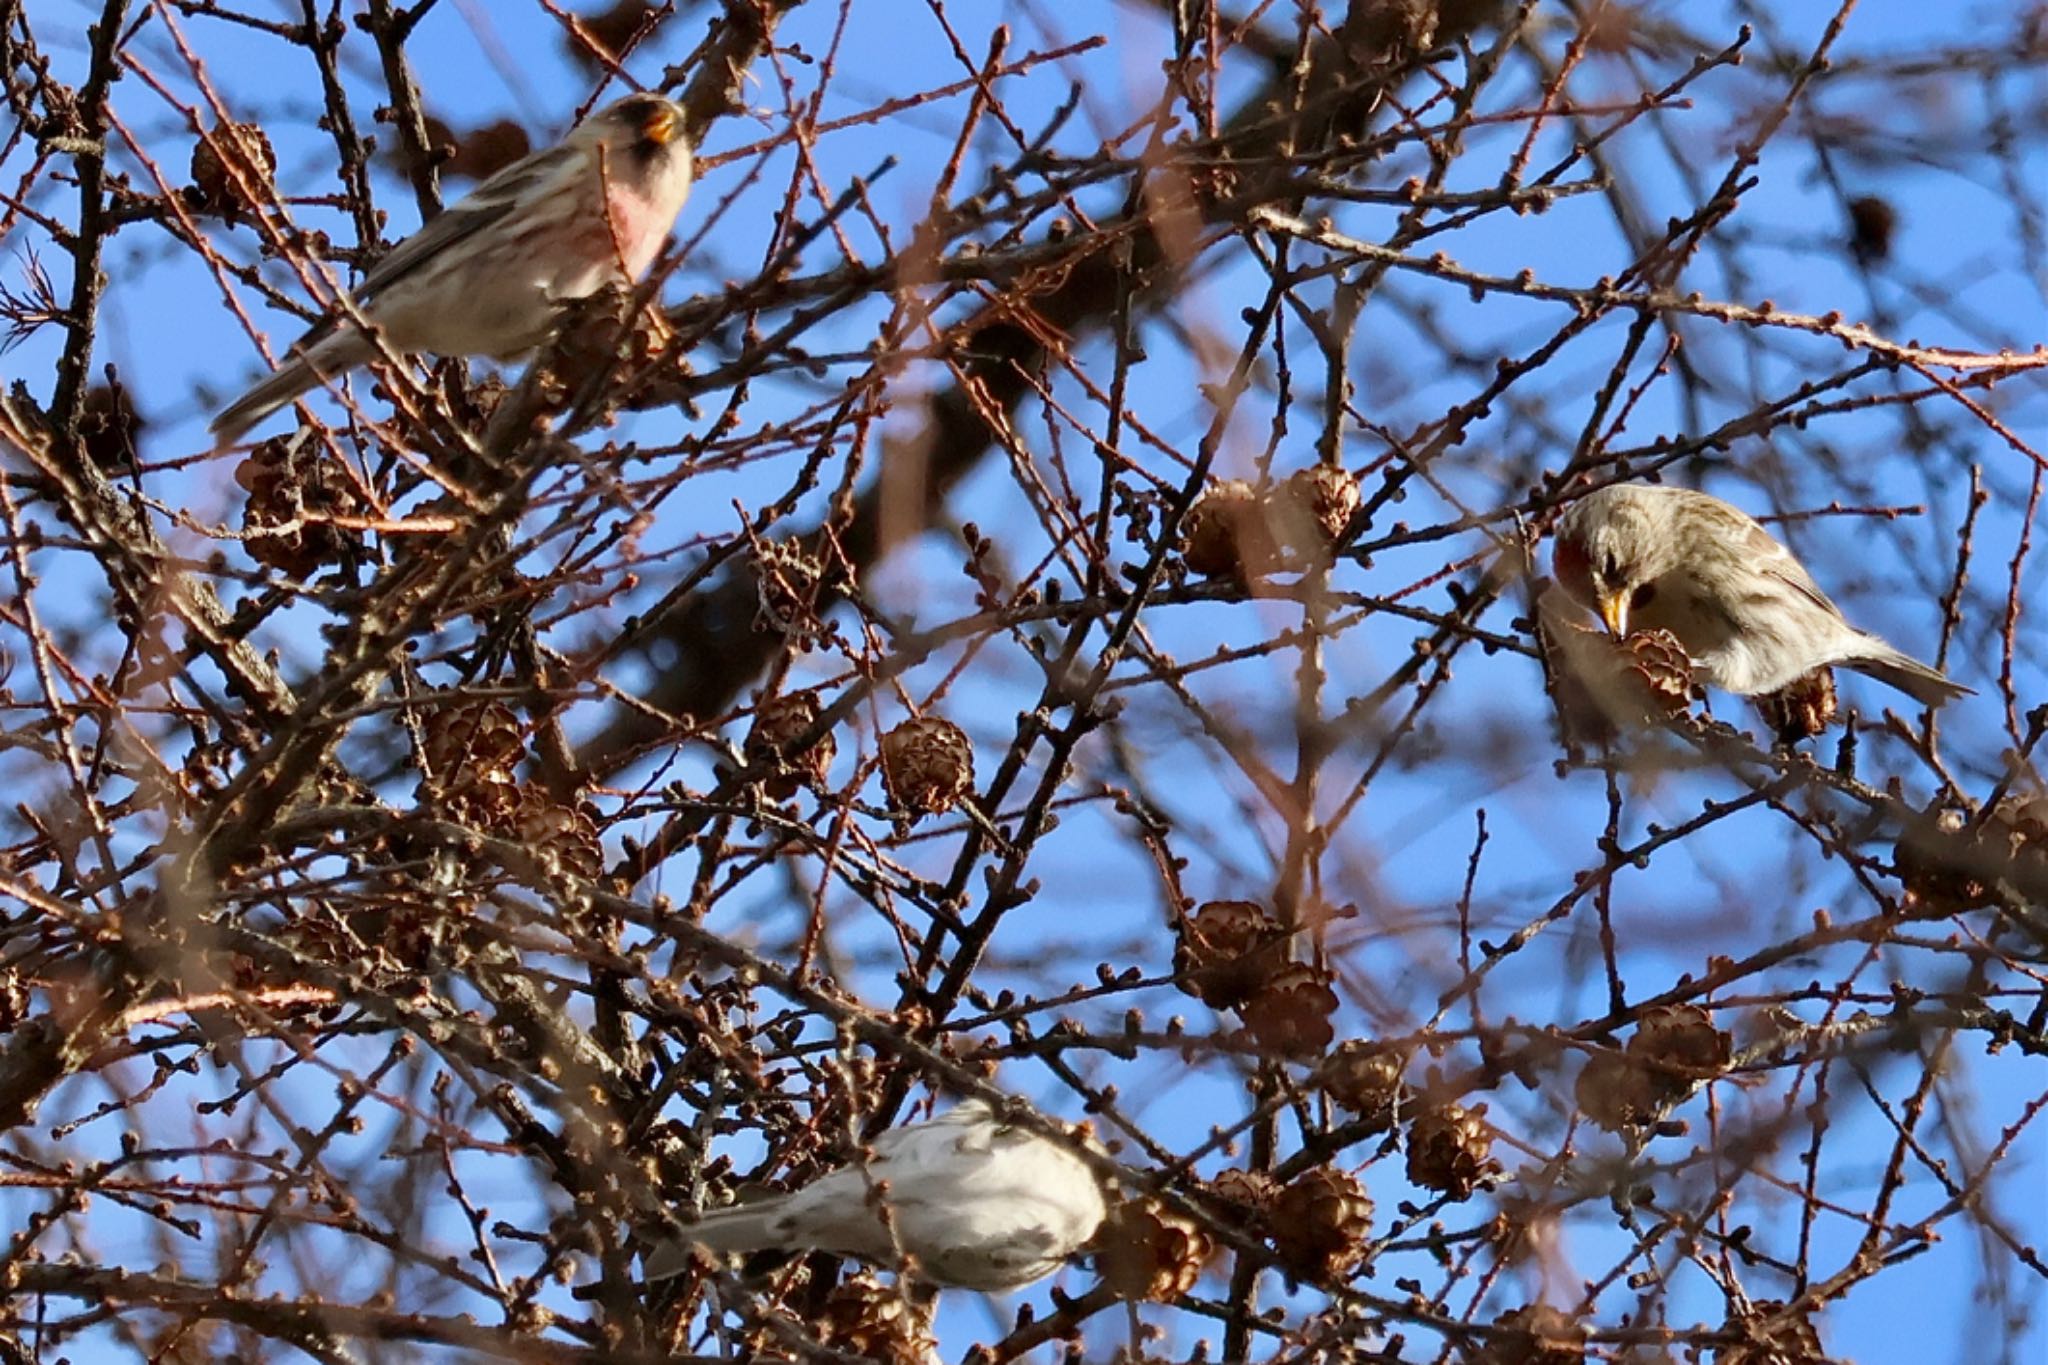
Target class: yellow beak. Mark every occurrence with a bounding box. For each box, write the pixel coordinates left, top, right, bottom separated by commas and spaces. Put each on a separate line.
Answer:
1597, 591, 1629, 638
641, 102, 680, 146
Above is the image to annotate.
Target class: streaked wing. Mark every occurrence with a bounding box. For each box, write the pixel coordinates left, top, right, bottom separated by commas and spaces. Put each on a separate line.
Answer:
356, 140, 582, 300
1744, 519, 1843, 619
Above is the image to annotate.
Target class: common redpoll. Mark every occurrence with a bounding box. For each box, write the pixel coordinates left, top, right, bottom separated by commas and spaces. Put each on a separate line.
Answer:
210, 93, 693, 445
1554, 482, 1968, 705
644, 1100, 1107, 1292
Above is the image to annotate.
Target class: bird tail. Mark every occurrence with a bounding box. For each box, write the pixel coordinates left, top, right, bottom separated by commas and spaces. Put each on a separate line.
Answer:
642, 1199, 791, 1281
209, 330, 374, 448
1843, 641, 1972, 707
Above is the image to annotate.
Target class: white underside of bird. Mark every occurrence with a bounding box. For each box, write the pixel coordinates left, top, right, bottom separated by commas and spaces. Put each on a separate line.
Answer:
645, 1100, 1107, 1292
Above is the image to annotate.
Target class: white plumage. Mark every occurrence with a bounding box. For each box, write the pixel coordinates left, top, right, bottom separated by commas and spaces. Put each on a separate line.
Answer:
645, 1100, 1107, 1291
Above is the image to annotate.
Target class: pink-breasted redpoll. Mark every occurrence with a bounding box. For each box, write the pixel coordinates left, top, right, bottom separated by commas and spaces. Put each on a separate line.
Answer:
210, 93, 693, 445
1554, 482, 1968, 706
644, 1100, 1107, 1292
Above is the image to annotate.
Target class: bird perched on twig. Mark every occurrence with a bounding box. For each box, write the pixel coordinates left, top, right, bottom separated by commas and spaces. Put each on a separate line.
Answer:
1553, 481, 1969, 706
209, 92, 694, 446
644, 1099, 1108, 1292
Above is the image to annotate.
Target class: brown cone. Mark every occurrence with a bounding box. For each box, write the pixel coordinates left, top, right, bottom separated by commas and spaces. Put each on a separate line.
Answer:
1239, 960, 1341, 1057
1269, 1166, 1373, 1281
1539, 599, 1694, 744
1172, 900, 1289, 1009
745, 691, 838, 798
1574, 1049, 1659, 1133
815, 1269, 937, 1365
1406, 1102, 1500, 1201
237, 434, 367, 578
1628, 1003, 1732, 1105
1208, 1167, 1276, 1226
1319, 1040, 1406, 1129
189, 121, 275, 220
421, 699, 526, 786
1713, 1299, 1825, 1364
1272, 464, 1362, 562
1471, 1303, 1588, 1364
880, 715, 976, 817
507, 785, 605, 881
1181, 480, 1271, 580
1754, 666, 1837, 744
80, 382, 144, 472
444, 118, 532, 182
1093, 1197, 1214, 1303
1893, 796, 2048, 916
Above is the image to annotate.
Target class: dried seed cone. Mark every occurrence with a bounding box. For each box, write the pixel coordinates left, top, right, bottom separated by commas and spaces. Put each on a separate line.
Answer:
237, 434, 367, 577
81, 383, 144, 471
1239, 960, 1340, 1057
1172, 900, 1288, 1009
1714, 1300, 1825, 1364
1539, 593, 1693, 743
752, 539, 826, 638
1893, 796, 2048, 916
1208, 1168, 1276, 1224
1754, 666, 1837, 744
815, 1270, 937, 1365
422, 700, 526, 785
1894, 807, 1997, 912
1406, 1102, 1500, 1201
508, 786, 604, 880
1847, 194, 1898, 262
1273, 464, 1361, 560
1621, 628, 1697, 716
382, 899, 462, 965
1269, 1167, 1372, 1281
2007, 793, 2048, 849
880, 716, 975, 817
745, 691, 837, 798
1628, 1003, 1731, 1104
1180, 480, 1270, 580
1319, 1041, 1405, 1129
189, 121, 276, 217
1093, 1198, 1214, 1303
1574, 1049, 1659, 1133
435, 769, 523, 831
546, 283, 680, 412
1472, 1303, 1589, 1364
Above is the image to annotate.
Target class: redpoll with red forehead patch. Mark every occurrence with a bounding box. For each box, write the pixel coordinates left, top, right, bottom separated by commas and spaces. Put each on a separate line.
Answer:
211, 94, 693, 445
1553, 482, 1968, 706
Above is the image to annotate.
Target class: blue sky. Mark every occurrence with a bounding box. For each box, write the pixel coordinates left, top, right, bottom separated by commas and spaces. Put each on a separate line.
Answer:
6, 0, 2045, 1360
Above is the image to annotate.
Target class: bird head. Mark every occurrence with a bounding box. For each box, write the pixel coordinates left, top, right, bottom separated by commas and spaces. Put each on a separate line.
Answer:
596, 92, 689, 162
1554, 486, 1670, 638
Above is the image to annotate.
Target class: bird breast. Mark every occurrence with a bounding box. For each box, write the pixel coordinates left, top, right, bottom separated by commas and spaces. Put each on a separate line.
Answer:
600, 146, 693, 280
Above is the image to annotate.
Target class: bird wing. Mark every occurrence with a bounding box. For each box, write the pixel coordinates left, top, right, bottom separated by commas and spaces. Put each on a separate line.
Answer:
263, 139, 587, 360
354, 140, 584, 301
1744, 518, 1845, 620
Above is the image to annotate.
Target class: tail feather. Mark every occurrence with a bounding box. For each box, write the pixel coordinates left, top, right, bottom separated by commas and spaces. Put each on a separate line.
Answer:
209, 331, 374, 447
643, 1199, 792, 1280
1844, 642, 1971, 708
